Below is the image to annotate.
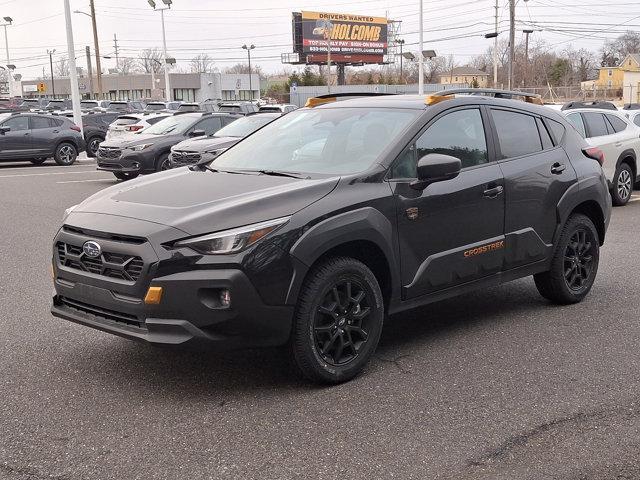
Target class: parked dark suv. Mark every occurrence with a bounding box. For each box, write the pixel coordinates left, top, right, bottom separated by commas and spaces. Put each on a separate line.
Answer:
96, 112, 237, 180
0, 112, 85, 165
51, 90, 611, 384
80, 112, 120, 157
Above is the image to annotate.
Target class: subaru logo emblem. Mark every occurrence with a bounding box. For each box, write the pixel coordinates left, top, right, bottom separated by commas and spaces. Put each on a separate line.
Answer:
83, 240, 102, 258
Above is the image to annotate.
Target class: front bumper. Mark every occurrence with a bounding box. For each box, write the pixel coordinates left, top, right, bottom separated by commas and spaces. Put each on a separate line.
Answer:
96, 150, 156, 173
52, 268, 294, 348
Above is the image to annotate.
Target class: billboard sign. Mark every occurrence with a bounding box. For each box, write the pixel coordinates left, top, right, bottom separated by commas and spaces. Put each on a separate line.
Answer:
299, 11, 387, 57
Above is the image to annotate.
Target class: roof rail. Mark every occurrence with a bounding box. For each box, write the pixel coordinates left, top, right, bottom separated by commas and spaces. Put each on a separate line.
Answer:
428, 88, 543, 105
305, 92, 395, 108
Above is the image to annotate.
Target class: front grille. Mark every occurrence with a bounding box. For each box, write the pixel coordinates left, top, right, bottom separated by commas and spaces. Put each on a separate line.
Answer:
63, 225, 146, 245
58, 296, 145, 330
171, 150, 201, 166
57, 242, 145, 282
98, 146, 122, 158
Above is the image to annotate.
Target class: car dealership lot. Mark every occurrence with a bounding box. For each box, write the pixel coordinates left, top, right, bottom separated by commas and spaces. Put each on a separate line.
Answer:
2, 162, 640, 479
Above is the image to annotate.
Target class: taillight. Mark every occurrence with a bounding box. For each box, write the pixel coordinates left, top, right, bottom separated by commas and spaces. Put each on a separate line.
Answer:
70, 125, 81, 132
583, 147, 604, 166
126, 125, 144, 132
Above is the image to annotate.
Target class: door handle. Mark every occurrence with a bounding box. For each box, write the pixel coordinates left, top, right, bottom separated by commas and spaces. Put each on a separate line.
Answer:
551, 162, 566, 174
483, 185, 504, 198
23, 132, 29, 136
52, 130, 59, 133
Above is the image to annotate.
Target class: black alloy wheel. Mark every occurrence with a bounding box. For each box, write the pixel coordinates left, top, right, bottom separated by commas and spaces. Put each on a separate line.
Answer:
563, 228, 596, 293
313, 280, 372, 366
290, 257, 384, 384
87, 137, 102, 157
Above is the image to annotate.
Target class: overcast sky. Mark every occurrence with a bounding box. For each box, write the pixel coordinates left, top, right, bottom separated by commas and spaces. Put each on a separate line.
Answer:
3, 0, 639, 80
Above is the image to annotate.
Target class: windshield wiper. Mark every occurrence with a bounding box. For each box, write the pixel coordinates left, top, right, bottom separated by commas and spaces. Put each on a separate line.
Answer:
190, 162, 251, 175
255, 169, 309, 179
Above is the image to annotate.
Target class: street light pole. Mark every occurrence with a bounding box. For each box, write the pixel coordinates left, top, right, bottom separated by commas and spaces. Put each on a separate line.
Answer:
242, 44, 255, 100
523, 29, 533, 87
493, 0, 498, 87
1, 18, 12, 97
397, 39, 405, 83
47, 49, 56, 98
508, 0, 515, 90
148, 0, 173, 102
418, 0, 424, 94
63, 0, 83, 131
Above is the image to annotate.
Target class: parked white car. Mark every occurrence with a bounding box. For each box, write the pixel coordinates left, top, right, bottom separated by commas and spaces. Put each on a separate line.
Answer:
624, 109, 640, 128
563, 108, 640, 205
105, 113, 170, 140
258, 103, 298, 113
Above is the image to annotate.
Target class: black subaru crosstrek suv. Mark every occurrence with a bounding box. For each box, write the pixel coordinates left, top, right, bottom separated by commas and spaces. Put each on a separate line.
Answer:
96, 112, 239, 180
51, 90, 611, 384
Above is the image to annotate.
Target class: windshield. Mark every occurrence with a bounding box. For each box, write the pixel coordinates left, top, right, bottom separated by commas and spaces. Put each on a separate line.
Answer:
219, 105, 240, 113
81, 101, 98, 107
214, 107, 420, 175
146, 103, 165, 110
143, 114, 196, 135
214, 115, 276, 138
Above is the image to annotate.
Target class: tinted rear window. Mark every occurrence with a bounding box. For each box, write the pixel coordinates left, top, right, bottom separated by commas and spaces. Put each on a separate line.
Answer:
583, 112, 609, 138
113, 116, 139, 125
491, 109, 542, 158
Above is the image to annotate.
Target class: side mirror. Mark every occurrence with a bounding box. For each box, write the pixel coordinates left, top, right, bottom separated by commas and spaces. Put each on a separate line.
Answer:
410, 153, 462, 190
189, 129, 205, 137
0, 126, 10, 135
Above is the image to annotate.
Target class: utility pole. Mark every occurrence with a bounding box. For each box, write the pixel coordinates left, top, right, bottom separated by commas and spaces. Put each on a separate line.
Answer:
148, 1, 173, 102
418, 0, 424, 94
324, 22, 332, 94
523, 29, 533, 87
89, 0, 103, 98
85, 46, 94, 98
47, 49, 56, 98
508, 0, 515, 90
493, 0, 498, 87
113, 33, 120, 71
63, 0, 83, 131
397, 39, 405, 83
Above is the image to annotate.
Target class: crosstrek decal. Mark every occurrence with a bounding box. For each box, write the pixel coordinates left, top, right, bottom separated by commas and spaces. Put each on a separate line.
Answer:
463, 240, 505, 258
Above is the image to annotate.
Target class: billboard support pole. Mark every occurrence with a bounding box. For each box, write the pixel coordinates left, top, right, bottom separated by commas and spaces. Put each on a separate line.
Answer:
326, 29, 331, 94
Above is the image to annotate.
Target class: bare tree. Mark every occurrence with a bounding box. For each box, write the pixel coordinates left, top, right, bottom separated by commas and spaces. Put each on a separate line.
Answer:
55, 57, 70, 77
223, 63, 263, 77
190, 54, 214, 73
138, 48, 164, 74
117, 57, 139, 76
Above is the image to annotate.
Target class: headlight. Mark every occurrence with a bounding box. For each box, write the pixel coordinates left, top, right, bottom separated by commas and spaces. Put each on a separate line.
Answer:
128, 143, 153, 151
174, 217, 290, 255
63, 204, 78, 219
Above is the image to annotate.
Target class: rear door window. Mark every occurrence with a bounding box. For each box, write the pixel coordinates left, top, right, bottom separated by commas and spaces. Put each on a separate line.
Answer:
582, 112, 609, 138
536, 118, 554, 150
546, 119, 566, 144
605, 114, 627, 133
565, 113, 586, 138
31, 116, 54, 129
634, 116, 640, 128
491, 109, 542, 158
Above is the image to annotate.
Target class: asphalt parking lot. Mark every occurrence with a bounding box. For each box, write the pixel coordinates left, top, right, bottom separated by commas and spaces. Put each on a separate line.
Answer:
2, 159, 640, 480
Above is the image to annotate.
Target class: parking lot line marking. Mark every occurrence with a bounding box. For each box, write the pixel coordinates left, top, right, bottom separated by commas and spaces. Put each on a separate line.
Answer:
56, 178, 113, 184
0, 170, 102, 179
0, 162, 95, 173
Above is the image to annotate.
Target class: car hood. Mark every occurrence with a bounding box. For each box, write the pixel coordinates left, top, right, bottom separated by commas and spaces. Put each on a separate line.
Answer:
70, 168, 339, 236
173, 136, 240, 152
100, 133, 176, 148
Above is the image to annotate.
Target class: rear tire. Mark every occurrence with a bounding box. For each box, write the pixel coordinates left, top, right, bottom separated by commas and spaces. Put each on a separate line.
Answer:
113, 172, 139, 181
534, 213, 599, 305
611, 162, 633, 206
54, 142, 78, 166
289, 257, 384, 384
30, 158, 46, 165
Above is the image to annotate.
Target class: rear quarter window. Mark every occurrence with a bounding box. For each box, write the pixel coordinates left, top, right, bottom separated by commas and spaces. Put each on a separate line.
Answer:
545, 118, 566, 145
605, 114, 628, 133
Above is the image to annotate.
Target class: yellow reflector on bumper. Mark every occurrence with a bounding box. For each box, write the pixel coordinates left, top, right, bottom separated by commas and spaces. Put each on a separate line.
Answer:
144, 286, 163, 305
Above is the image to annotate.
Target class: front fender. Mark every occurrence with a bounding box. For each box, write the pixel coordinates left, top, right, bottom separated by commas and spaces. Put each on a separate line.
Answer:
285, 207, 399, 305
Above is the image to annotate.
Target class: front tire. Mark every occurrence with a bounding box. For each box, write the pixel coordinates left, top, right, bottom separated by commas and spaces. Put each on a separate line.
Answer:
534, 213, 599, 304
86, 136, 103, 158
54, 143, 78, 166
113, 172, 139, 181
156, 153, 170, 172
289, 257, 384, 384
611, 163, 633, 206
